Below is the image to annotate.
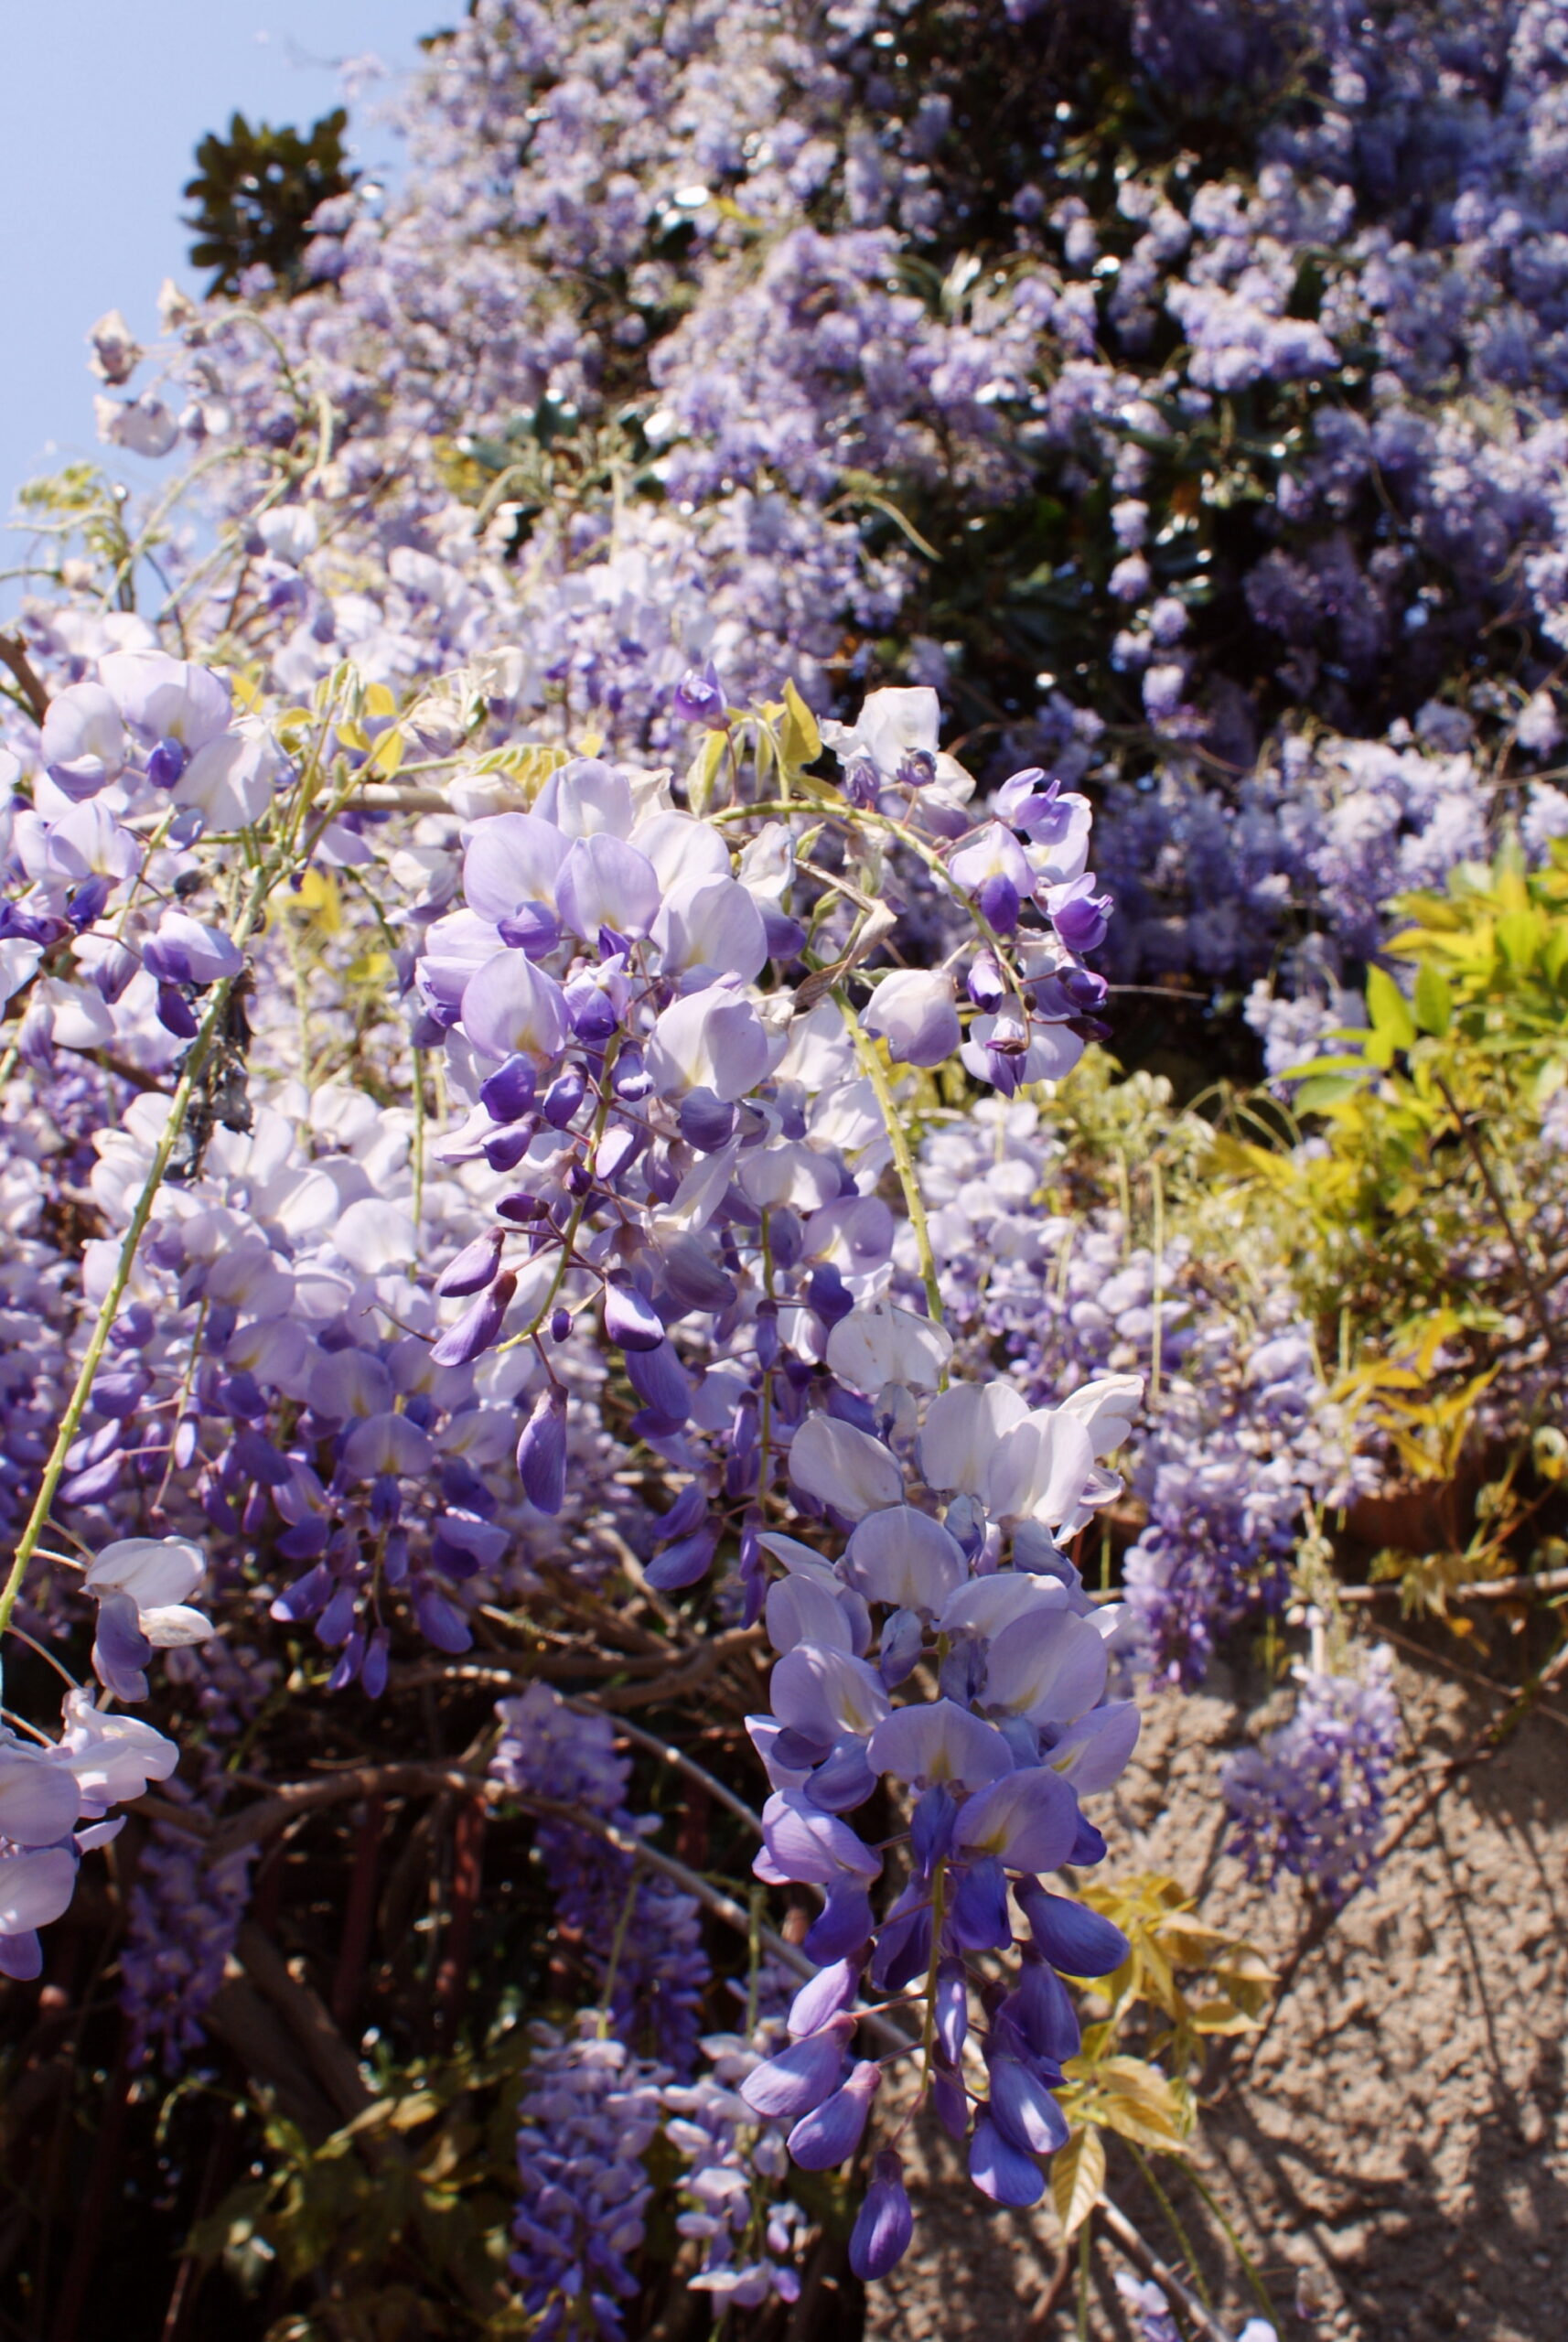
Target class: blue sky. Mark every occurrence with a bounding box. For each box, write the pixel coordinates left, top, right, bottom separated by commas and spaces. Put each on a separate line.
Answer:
1, 2, 449, 564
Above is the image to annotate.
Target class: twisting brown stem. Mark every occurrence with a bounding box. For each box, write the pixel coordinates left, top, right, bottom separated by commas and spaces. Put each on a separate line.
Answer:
0, 631, 49, 725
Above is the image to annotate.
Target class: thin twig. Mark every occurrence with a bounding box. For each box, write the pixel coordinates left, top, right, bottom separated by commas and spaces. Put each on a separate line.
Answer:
1099, 2197, 1240, 2342
1338, 1563, 1568, 1605
0, 633, 48, 725
391, 1624, 766, 1709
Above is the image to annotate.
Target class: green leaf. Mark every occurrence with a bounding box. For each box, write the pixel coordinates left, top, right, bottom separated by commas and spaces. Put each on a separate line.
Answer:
1291, 1073, 1363, 1113
1497, 907, 1541, 971
1366, 964, 1417, 1049
1412, 962, 1452, 1037
1050, 2126, 1105, 2239
780, 677, 822, 768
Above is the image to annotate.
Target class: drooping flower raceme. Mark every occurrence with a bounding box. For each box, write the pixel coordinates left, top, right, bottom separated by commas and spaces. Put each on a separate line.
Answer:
737, 1368, 1142, 2272
509, 2015, 669, 2342
1223, 1649, 1400, 1907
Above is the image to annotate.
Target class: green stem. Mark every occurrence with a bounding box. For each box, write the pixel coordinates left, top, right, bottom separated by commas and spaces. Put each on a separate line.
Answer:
596, 1871, 641, 2036
0, 965, 243, 1638
1076, 2215, 1093, 2342
1127, 2143, 1211, 2313
1150, 1155, 1165, 1411
1177, 2161, 1278, 2328
0, 734, 359, 1639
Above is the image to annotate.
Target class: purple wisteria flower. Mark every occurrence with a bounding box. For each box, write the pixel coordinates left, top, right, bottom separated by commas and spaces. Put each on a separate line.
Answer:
1223, 1650, 1400, 1907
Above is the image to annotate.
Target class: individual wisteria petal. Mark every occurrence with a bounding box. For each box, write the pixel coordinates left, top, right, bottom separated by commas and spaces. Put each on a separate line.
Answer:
0, 1756, 81, 1849
939, 1573, 1073, 1642
848, 2150, 914, 2281
435, 1226, 506, 1297
950, 1855, 1012, 1950
840, 1505, 967, 1612
175, 722, 278, 828
412, 1587, 473, 1653
981, 1606, 1109, 1726
766, 1574, 856, 1655
603, 1282, 666, 1352
925, 1956, 966, 2064
739, 2013, 854, 2118
1046, 1703, 1144, 1794
861, 970, 962, 1067
803, 1879, 875, 1962
461, 812, 569, 921
89, 1590, 155, 1703
769, 1643, 890, 1745
460, 951, 570, 1061
430, 1270, 517, 1367
646, 979, 772, 1101
910, 1784, 958, 1876
866, 1699, 1014, 1792
554, 831, 660, 940
56, 1695, 177, 1813
786, 1956, 862, 2038
137, 1604, 215, 1651
653, 874, 768, 982
40, 683, 127, 800
756, 1790, 883, 1885
644, 1529, 718, 1590
98, 651, 231, 749
625, 1339, 694, 1421
142, 911, 242, 985
988, 2051, 1070, 2158
84, 1536, 205, 1610
1056, 1373, 1144, 1457
952, 1767, 1080, 1873
826, 1301, 953, 1396
984, 1410, 1098, 1527
968, 2111, 1047, 2207
786, 2059, 881, 2169
0, 1847, 79, 1938
516, 1385, 568, 1514
918, 1380, 1030, 1495
788, 1413, 903, 1519
1014, 1882, 1131, 1977
342, 1412, 435, 1477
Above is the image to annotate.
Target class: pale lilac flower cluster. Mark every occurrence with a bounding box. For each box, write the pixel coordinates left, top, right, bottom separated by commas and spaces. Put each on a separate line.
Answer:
509, 2016, 668, 2342
736, 1370, 1143, 2272
0, 1674, 179, 1979
1223, 1649, 1401, 1905
663, 2007, 809, 2312
10, 0, 1552, 2302
59, 0, 1568, 1019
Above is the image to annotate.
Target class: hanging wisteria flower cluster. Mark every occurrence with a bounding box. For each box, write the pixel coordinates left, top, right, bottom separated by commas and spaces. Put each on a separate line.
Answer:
8, 0, 1568, 2330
